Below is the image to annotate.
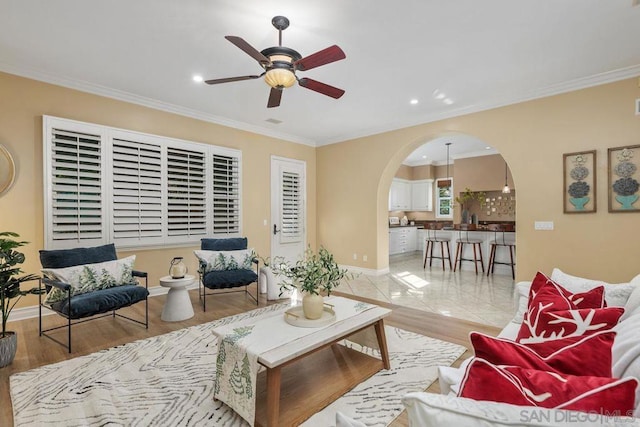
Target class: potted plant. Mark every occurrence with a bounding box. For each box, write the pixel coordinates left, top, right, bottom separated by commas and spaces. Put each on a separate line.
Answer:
1, 232, 40, 368
272, 246, 354, 320
455, 188, 486, 224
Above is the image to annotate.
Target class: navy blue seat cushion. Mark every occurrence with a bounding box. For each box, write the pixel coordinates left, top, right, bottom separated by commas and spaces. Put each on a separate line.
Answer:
49, 285, 149, 319
201, 238, 247, 251
40, 243, 118, 269
202, 269, 258, 289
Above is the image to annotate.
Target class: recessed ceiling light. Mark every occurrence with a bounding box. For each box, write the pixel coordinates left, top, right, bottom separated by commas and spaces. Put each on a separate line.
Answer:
422, 155, 427, 159
443, 98, 453, 105
485, 146, 492, 150
192, 75, 204, 83
410, 99, 419, 105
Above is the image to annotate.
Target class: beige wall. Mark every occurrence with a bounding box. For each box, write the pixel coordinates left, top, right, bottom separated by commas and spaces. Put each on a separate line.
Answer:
318, 77, 640, 282
0, 72, 317, 308
391, 155, 516, 222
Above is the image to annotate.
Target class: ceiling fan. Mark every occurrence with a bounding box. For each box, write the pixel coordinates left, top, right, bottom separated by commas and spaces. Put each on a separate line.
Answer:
205, 16, 346, 108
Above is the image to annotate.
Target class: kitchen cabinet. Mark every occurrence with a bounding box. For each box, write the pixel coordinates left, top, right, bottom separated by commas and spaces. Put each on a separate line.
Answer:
389, 178, 411, 211
389, 226, 418, 255
410, 179, 434, 211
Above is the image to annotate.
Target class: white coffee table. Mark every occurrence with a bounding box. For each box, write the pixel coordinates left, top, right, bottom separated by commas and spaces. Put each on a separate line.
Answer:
159, 275, 195, 321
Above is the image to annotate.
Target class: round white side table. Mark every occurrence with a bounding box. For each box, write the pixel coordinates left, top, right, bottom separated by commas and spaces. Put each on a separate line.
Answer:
159, 275, 195, 322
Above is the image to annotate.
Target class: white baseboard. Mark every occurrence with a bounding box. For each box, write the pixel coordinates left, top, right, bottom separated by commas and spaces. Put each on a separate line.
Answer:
340, 264, 390, 277
7, 283, 200, 323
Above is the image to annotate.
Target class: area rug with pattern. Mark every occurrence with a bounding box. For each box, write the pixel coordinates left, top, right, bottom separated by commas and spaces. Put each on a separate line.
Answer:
10, 303, 466, 427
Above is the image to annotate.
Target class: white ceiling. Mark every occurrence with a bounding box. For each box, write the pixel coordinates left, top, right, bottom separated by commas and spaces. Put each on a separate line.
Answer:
1, 0, 639, 150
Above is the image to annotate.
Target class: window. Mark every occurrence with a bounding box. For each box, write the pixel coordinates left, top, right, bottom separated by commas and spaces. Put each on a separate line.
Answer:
43, 116, 242, 249
435, 178, 453, 219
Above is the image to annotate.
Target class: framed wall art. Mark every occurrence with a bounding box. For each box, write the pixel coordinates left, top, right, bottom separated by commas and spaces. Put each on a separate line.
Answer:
0, 144, 16, 197
608, 144, 640, 213
563, 150, 596, 214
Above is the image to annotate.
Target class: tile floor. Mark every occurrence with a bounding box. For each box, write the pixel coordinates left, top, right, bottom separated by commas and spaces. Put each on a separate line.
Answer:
338, 252, 517, 328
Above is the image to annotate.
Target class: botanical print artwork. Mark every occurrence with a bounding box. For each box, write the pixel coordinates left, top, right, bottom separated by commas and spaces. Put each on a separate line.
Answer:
567, 154, 591, 210
611, 147, 639, 210
563, 151, 596, 214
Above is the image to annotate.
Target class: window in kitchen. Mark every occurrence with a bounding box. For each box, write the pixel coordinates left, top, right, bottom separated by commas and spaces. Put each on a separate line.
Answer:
435, 178, 453, 219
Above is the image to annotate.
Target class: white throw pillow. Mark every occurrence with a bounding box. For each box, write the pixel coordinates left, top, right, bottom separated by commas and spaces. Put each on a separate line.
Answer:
42, 255, 136, 305
550, 268, 636, 307
401, 392, 640, 427
194, 249, 254, 272
612, 311, 640, 416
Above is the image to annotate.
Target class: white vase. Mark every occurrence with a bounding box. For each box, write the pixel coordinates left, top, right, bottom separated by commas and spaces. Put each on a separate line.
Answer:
302, 293, 324, 320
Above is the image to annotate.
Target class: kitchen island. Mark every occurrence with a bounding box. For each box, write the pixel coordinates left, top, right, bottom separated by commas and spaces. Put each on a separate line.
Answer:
418, 227, 515, 276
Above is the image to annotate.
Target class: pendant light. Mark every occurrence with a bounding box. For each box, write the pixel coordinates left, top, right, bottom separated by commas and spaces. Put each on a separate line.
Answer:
444, 142, 452, 196
502, 162, 511, 194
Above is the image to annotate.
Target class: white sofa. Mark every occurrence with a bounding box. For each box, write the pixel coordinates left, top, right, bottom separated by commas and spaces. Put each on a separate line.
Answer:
402, 269, 640, 426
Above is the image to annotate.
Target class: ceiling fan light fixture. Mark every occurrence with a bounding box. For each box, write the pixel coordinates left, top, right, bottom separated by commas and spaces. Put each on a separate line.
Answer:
264, 68, 296, 88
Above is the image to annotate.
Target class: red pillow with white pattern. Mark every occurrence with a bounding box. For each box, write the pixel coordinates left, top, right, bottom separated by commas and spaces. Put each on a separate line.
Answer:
459, 358, 637, 413
471, 330, 615, 377
525, 272, 605, 322
516, 306, 624, 344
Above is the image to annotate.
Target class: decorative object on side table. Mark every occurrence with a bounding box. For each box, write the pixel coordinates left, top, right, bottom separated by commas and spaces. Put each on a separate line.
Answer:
0, 231, 41, 367
608, 145, 640, 213
272, 246, 354, 320
563, 150, 596, 213
169, 256, 187, 279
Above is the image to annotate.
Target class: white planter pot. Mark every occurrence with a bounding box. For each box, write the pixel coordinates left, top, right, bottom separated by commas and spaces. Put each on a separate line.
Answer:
302, 293, 324, 320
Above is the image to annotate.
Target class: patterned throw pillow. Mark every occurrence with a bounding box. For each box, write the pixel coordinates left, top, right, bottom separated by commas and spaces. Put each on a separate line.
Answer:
194, 249, 254, 273
42, 255, 136, 305
471, 331, 615, 377
459, 358, 638, 414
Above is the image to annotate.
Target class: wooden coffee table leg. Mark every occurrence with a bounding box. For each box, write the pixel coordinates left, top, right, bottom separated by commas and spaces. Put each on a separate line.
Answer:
266, 366, 282, 426
374, 319, 391, 370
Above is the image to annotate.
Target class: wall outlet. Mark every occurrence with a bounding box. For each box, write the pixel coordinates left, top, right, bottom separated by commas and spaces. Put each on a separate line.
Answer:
363, 255, 368, 262
353, 253, 357, 260
534, 221, 554, 230
263, 219, 267, 226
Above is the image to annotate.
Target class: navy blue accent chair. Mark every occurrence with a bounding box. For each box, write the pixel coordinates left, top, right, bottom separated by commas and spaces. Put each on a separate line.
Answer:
198, 238, 259, 311
39, 243, 149, 353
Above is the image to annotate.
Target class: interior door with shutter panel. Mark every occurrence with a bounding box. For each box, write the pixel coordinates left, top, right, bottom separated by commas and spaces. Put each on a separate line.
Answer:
271, 156, 306, 264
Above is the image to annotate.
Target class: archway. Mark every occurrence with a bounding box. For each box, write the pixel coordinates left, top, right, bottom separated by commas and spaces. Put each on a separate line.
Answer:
376, 132, 516, 272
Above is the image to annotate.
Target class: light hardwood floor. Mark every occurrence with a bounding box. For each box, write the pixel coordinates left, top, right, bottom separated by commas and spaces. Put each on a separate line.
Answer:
0, 287, 500, 427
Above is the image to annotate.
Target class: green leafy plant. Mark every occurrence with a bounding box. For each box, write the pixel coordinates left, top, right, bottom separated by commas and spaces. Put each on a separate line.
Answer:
1, 232, 40, 338
271, 246, 355, 296
455, 188, 486, 210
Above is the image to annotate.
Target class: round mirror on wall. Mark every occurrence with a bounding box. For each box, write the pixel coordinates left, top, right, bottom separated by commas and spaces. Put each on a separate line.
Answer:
0, 144, 16, 196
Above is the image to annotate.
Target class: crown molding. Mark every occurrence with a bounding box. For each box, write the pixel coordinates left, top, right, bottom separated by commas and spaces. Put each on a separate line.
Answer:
318, 64, 640, 146
0, 62, 317, 147
3, 61, 639, 148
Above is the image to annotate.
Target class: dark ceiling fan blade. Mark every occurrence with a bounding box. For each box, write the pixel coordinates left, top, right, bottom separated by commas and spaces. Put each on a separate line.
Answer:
294, 45, 346, 71
267, 87, 283, 108
205, 75, 261, 85
225, 36, 270, 65
298, 78, 345, 99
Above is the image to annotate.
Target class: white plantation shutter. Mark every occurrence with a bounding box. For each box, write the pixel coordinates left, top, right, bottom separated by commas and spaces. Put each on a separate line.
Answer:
212, 153, 240, 234
167, 146, 207, 239
280, 170, 303, 243
47, 127, 104, 247
44, 116, 243, 249
111, 138, 163, 245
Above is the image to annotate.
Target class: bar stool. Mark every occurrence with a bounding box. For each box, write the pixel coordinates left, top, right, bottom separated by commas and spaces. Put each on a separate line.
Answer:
487, 224, 516, 279
423, 222, 452, 269
453, 224, 485, 274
